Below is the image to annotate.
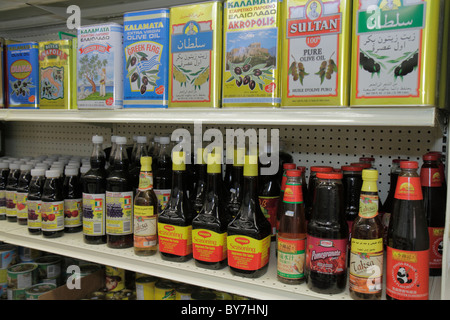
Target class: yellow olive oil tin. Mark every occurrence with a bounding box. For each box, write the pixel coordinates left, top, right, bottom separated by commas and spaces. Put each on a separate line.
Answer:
222, 0, 282, 107
38, 40, 74, 109
351, 0, 446, 107
169, 1, 223, 108
281, 0, 351, 107
71, 38, 78, 109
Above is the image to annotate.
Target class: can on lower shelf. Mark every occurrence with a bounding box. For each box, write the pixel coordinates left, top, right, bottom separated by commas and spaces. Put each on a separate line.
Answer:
25, 283, 56, 300
7, 262, 38, 300
35, 255, 62, 286
136, 275, 157, 300
154, 279, 176, 300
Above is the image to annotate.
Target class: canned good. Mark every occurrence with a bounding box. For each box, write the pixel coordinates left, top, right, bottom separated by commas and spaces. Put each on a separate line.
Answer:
7, 263, 38, 300
25, 283, 56, 300
35, 255, 62, 285
136, 276, 157, 300
154, 279, 176, 300
0, 244, 18, 269
213, 290, 233, 300
175, 283, 196, 300
105, 266, 125, 292
86, 291, 106, 300
19, 246, 42, 262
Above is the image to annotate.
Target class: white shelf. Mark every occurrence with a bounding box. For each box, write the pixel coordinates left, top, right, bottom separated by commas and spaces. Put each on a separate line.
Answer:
0, 107, 442, 127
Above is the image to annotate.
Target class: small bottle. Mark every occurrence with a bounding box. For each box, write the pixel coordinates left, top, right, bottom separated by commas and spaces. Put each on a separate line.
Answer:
16, 164, 33, 225
129, 136, 149, 193
190, 148, 207, 215
63, 167, 83, 233
154, 136, 172, 213
224, 148, 245, 220
41, 169, 65, 238
6, 163, 21, 222
158, 151, 194, 262
106, 136, 134, 249
277, 169, 307, 284
27, 168, 46, 235
134, 156, 159, 256
0, 162, 10, 220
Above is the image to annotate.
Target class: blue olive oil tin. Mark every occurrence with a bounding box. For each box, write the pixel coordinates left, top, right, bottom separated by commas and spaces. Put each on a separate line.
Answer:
123, 9, 170, 108
6, 42, 39, 108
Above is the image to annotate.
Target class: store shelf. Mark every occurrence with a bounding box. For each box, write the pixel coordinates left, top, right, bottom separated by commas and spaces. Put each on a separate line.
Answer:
0, 107, 442, 127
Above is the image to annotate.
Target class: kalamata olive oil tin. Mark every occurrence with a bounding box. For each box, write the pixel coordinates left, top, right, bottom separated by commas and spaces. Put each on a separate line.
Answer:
6, 42, 39, 109
123, 9, 170, 108
169, 1, 223, 108
77, 23, 124, 109
281, 0, 351, 107
222, 0, 282, 107
38, 40, 74, 109
351, 0, 447, 107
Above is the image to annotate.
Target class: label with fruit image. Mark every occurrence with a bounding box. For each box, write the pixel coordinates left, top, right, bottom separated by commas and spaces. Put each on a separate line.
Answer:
5, 190, 16, 218
306, 235, 347, 275
41, 201, 64, 231
27, 200, 41, 229
106, 191, 133, 235
64, 198, 82, 228
82, 193, 105, 236
16, 192, 28, 220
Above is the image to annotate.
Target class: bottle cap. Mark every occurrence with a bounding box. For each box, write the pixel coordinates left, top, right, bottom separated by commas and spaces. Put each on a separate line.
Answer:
283, 163, 296, 170
350, 162, 371, 169
362, 169, 378, 180
234, 148, 245, 167
316, 172, 343, 180
92, 135, 103, 143
341, 165, 363, 172
172, 151, 186, 171
423, 153, 439, 161
116, 136, 127, 145
310, 166, 333, 172
286, 169, 301, 177
0, 162, 8, 169
140, 156, 152, 171
243, 155, 258, 177
9, 163, 20, 170
207, 150, 222, 174
226, 147, 234, 161
19, 164, 32, 171
196, 148, 205, 165
359, 157, 375, 162
137, 136, 147, 144
160, 136, 170, 145
111, 135, 117, 143
45, 170, 60, 178
65, 167, 79, 176
31, 168, 45, 176
400, 161, 418, 169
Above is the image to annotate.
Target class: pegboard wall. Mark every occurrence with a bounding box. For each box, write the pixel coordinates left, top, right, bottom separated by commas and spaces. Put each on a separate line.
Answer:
5, 121, 445, 202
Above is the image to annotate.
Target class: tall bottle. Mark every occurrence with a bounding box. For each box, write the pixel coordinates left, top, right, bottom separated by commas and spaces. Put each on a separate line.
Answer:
83, 135, 107, 245
106, 136, 134, 249
277, 169, 307, 285
41, 169, 64, 238
0, 162, 10, 220
63, 167, 82, 233
420, 153, 446, 276
276, 163, 296, 231
190, 148, 207, 215
305, 166, 333, 223
224, 148, 245, 220
129, 136, 149, 193
27, 168, 46, 235
386, 161, 429, 300
16, 164, 33, 225
192, 150, 229, 270
6, 163, 21, 222
158, 151, 193, 262
154, 136, 172, 213
134, 156, 158, 256
341, 165, 363, 241
227, 155, 272, 278
349, 169, 384, 300
306, 171, 347, 294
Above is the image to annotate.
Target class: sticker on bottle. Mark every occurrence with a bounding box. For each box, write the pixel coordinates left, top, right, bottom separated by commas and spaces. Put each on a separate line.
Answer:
192, 229, 227, 263
41, 201, 64, 231
64, 198, 82, 228
277, 236, 306, 280
158, 223, 192, 257
15, 192, 28, 220
306, 235, 347, 275
227, 235, 271, 271
394, 176, 423, 201
27, 200, 41, 229
420, 167, 442, 187
134, 205, 157, 248
154, 189, 171, 211
5, 190, 16, 218
106, 191, 133, 235
82, 193, 105, 236
428, 227, 444, 270
259, 196, 279, 236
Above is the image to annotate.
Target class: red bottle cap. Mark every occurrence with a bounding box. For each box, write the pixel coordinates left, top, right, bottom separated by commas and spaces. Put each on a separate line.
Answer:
423, 153, 439, 161
286, 169, 301, 177
310, 166, 333, 172
359, 157, 375, 162
341, 165, 363, 172
350, 162, 371, 169
283, 163, 296, 170
400, 161, 418, 169
316, 172, 343, 180
296, 166, 306, 172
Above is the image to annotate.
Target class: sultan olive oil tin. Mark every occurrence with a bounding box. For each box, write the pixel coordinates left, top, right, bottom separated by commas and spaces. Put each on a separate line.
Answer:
222, 0, 282, 107
169, 1, 223, 108
351, 0, 446, 107
38, 40, 74, 109
281, 0, 351, 107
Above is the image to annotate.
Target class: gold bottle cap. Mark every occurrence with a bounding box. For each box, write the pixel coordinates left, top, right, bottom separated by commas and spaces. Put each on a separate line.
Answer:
172, 151, 186, 171
243, 155, 258, 177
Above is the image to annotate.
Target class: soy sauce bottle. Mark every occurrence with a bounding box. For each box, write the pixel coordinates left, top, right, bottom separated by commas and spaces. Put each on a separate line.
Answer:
83, 135, 107, 245
192, 150, 229, 270
27, 168, 46, 235
387, 161, 429, 300
154, 136, 172, 213
306, 171, 348, 294
191, 148, 207, 215
158, 151, 194, 262
227, 155, 272, 278
224, 148, 245, 220
6, 163, 21, 222
0, 162, 9, 220
16, 164, 33, 225
41, 170, 64, 238
106, 136, 133, 249
421, 153, 446, 276
63, 167, 82, 233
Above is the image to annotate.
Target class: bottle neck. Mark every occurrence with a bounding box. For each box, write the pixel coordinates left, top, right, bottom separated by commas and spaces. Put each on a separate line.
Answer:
312, 178, 344, 222
91, 143, 106, 169
238, 175, 260, 221
133, 143, 148, 164
113, 144, 129, 170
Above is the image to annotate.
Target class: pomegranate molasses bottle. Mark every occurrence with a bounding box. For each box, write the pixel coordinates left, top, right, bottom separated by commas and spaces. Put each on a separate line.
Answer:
63, 167, 83, 233
386, 161, 429, 300
41, 170, 65, 238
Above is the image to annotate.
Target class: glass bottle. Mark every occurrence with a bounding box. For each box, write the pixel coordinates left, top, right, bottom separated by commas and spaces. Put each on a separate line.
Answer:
27, 168, 46, 235
158, 151, 194, 262
386, 161, 429, 300
6, 162, 21, 222
154, 136, 172, 213
224, 148, 245, 220
420, 153, 446, 276
276, 163, 296, 230
106, 135, 118, 174
16, 164, 33, 225
134, 156, 159, 256
83, 135, 107, 245
190, 148, 207, 215
341, 165, 363, 241
129, 136, 149, 193
349, 169, 384, 300
106, 136, 134, 249
223, 147, 234, 193
63, 167, 82, 233
297, 166, 308, 211
277, 169, 307, 284
0, 162, 10, 220
306, 171, 348, 294
41, 169, 64, 238
192, 150, 229, 270
227, 155, 272, 278
305, 166, 333, 223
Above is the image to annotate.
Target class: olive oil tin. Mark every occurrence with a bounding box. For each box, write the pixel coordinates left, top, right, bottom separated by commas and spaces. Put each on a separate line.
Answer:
169, 1, 223, 108
123, 9, 170, 108
6, 42, 39, 109
351, 0, 446, 107
281, 0, 351, 107
222, 0, 282, 107
77, 23, 124, 109
38, 40, 74, 109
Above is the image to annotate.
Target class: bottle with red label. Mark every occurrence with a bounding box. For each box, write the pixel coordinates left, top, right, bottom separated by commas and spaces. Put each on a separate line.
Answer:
227, 154, 272, 278
192, 150, 229, 270
158, 151, 194, 262
421, 153, 446, 276
191, 148, 207, 215
277, 169, 306, 284
306, 171, 348, 294
341, 165, 363, 241
305, 166, 333, 223
428, 151, 446, 187
386, 161, 429, 300
224, 148, 245, 220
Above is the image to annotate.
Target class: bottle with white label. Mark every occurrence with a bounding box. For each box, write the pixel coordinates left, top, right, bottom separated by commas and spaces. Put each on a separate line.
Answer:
41, 169, 64, 238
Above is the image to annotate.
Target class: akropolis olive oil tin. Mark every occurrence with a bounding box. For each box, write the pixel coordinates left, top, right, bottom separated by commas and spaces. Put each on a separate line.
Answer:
351, 0, 446, 107
38, 40, 74, 109
169, 1, 223, 108
222, 0, 282, 107
281, 0, 351, 107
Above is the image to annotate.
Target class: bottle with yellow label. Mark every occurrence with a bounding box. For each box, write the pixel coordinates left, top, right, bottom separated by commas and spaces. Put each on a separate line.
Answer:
192, 149, 230, 270
349, 169, 383, 300
158, 151, 194, 262
134, 156, 158, 256
227, 154, 272, 278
